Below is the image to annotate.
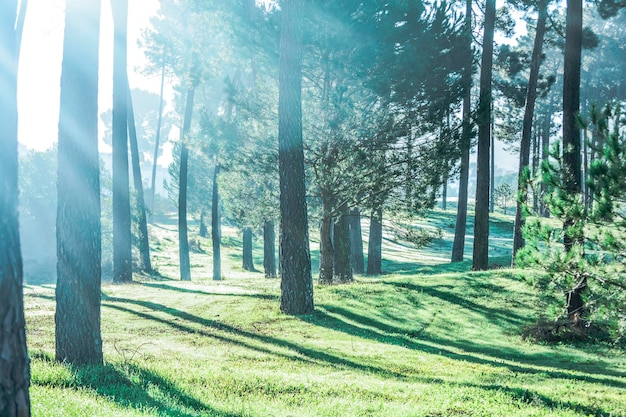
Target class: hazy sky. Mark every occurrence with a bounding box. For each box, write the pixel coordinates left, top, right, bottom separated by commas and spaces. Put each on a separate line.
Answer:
17, 0, 162, 151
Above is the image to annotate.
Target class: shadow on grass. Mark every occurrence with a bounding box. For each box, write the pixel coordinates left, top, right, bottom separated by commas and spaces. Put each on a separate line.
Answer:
32, 353, 239, 417
140, 282, 279, 301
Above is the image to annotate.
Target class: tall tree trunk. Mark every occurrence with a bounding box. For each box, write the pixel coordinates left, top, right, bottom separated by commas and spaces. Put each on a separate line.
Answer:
212, 162, 222, 281
178, 85, 196, 282
0, 1, 31, 413
126, 78, 152, 273
512, 0, 548, 261
242, 227, 256, 272
441, 176, 448, 210
199, 210, 208, 237
56, 0, 103, 365
112, 0, 132, 283
349, 207, 364, 274
318, 195, 334, 285
367, 206, 383, 275
333, 207, 353, 283
278, 0, 314, 314
263, 220, 277, 278
540, 106, 551, 217
472, 0, 496, 271
149, 61, 166, 222
451, 0, 473, 263
489, 116, 495, 214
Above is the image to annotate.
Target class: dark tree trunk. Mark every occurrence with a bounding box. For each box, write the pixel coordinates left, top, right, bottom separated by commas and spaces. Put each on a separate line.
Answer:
127, 78, 152, 273
56, 0, 103, 366
441, 176, 448, 210
367, 206, 383, 275
318, 196, 334, 285
0, 1, 31, 413
451, 0, 473, 263
512, 0, 548, 261
212, 163, 222, 281
278, 0, 314, 314
333, 207, 353, 283
242, 227, 256, 272
199, 211, 208, 238
263, 220, 277, 278
149, 61, 166, 223
472, 0, 496, 271
112, 0, 132, 283
349, 207, 364, 274
178, 86, 196, 282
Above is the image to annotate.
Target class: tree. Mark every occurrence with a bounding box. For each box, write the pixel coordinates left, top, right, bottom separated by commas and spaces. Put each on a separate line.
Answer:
494, 182, 514, 214
111, 0, 132, 283
472, 0, 497, 271
0, 0, 31, 413
56, 0, 103, 365
278, 0, 314, 314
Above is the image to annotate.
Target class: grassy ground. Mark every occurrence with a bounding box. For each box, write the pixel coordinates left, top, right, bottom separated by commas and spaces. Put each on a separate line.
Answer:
23, 208, 626, 416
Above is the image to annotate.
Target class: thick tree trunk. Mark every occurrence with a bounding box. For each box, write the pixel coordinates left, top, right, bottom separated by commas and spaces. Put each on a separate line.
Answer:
0, 1, 31, 413
212, 163, 222, 281
333, 207, 353, 283
367, 206, 383, 275
451, 0, 473, 263
127, 78, 152, 273
512, 0, 548, 261
472, 0, 496, 271
56, 0, 103, 366
318, 196, 334, 285
242, 227, 256, 272
149, 61, 166, 223
278, 0, 314, 314
263, 220, 277, 278
349, 207, 364, 274
112, 0, 132, 283
178, 86, 196, 282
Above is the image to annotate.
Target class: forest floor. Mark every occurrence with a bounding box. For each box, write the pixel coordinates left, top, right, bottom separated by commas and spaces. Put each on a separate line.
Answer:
23, 207, 626, 416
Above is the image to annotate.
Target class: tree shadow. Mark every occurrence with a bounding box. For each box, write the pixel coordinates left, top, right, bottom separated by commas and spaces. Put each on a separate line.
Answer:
139, 282, 279, 301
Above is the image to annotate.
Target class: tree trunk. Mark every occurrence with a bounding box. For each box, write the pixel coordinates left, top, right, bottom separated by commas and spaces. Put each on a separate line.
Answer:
451, 0, 473, 263
127, 78, 152, 273
0, 1, 31, 413
212, 162, 222, 281
278, 0, 314, 314
472, 0, 496, 271
367, 206, 383, 275
56, 0, 103, 366
111, 0, 132, 283
178, 85, 196, 282
333, 207, 353, 283
199, 211, 208, 238
263, 220, 277, 278
512, 0, 548, 261
149, 61, 166, 223
489, 116, 495, 214
242, 227, 256, 272
318, 195, 334, 285
441, 176, 448, 210
540, 101, 552, 217
349, 207, 364, 274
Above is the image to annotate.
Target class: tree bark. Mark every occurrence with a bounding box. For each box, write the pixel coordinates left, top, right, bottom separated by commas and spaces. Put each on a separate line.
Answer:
56, 0, 103, 366
472, 0, 496, 271
149, 61, 166, 222
367, 206, 383, 275
333, 207, 353, 283
512, 0, 548, 261
199, 211, 208, 237
0, 1, 31, 413
263, 220, 277, 278
126, 78, 152, 273
562, 0, 583, 252
349, 207, 364, 274
112, 0, 132, 283
451, 0, 473, 263
242, 227, 256, 272
212, 162, 222, 281
278, 0, 314, 314
178, 85, 196, 282
318, 195, 334, 285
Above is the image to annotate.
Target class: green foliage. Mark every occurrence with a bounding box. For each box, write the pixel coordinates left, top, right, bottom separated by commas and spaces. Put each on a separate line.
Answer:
518, 103, 626, 343
494, 182, 515, 215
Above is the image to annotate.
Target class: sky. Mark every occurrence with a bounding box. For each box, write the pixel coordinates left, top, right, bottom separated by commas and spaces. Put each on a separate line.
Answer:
17, 0, 164, 152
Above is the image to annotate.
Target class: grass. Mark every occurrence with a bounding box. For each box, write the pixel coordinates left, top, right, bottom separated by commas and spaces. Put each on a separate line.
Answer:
23, 207, 626, 416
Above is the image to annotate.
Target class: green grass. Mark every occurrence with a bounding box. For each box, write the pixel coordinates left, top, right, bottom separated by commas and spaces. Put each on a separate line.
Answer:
23, 208, 626, 416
